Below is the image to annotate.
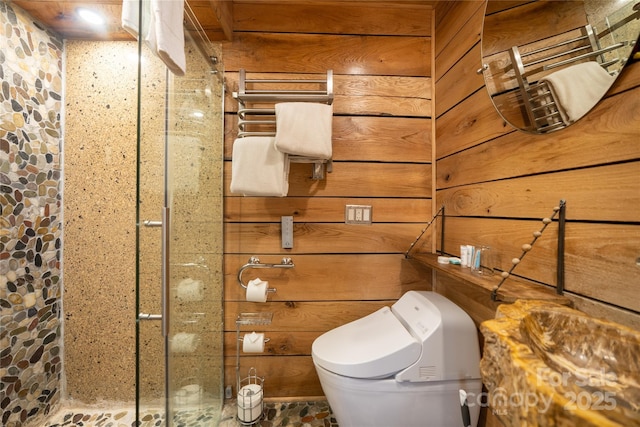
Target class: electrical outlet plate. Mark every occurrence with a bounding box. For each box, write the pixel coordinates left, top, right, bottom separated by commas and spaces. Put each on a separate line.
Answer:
345, 205, 372, 225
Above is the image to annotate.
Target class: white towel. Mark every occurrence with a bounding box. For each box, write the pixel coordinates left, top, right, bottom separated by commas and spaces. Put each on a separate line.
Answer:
176, 278, 203, 302
230, 137, 290, 197
541, 61, 615, 125
171, 332, 199, 353
274, 102, 333, 159
147, 0, 186, 76
121, 0, 186, 76
121, 0, 151, 39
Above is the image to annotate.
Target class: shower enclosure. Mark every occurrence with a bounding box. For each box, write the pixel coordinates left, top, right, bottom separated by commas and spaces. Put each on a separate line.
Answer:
134, 4, 224, 424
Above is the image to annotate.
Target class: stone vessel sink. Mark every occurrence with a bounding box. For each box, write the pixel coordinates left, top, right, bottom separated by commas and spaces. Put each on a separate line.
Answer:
480, 300, 640, 427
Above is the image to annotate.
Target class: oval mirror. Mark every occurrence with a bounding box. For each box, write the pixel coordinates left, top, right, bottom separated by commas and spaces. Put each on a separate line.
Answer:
480, 0, 640, 134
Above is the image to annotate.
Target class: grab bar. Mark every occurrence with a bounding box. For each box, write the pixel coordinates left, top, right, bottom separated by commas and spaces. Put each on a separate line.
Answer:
237, 256, 295, 292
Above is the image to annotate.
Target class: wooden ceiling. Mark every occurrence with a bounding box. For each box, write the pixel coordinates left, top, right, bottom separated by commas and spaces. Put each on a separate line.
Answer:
9, 0, 232, 41
9, 0, 439, 42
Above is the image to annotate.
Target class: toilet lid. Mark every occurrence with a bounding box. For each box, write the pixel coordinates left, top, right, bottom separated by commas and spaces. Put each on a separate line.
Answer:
312, 306, 421, 379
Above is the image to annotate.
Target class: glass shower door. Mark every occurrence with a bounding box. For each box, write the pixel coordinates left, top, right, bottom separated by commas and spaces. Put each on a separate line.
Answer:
164, 48, 225, 423
135, 4, 224, 424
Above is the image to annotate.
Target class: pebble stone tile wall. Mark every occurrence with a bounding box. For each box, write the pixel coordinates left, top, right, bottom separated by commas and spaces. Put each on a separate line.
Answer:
0, 2, 64, 426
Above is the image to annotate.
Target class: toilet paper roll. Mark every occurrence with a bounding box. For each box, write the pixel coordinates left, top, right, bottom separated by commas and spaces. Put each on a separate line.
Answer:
176, 278, 204, 302
246, 278, 268, 302
171, 332, 199, 353
174, 384, 202, 405
237, 383, 263, 422
243, 332, 265, 353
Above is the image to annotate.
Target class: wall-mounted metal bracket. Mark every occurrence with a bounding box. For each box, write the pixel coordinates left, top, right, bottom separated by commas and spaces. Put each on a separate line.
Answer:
237, 256, 295, 293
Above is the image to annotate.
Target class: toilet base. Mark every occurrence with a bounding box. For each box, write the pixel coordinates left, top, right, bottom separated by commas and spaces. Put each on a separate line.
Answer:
315, 363, 483, 427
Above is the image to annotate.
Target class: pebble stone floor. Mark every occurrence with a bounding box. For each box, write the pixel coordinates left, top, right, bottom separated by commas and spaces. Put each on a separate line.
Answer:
43, 401, 338, 427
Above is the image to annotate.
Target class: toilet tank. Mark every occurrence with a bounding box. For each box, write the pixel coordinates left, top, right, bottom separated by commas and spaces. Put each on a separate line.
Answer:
391, 291, 481, 383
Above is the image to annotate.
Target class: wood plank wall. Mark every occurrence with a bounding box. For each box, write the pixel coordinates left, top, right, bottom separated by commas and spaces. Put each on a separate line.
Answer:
221, 1, 435, 398
432, 0, 640, 330
433, 2, 639, 425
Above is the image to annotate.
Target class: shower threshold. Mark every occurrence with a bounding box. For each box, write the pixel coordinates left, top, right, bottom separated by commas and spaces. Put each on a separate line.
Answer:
43, 400, 336, 426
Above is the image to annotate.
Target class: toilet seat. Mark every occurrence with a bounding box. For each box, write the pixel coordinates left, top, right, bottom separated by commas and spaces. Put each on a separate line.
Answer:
311, 306, 421, 379
312, 292, 483, 427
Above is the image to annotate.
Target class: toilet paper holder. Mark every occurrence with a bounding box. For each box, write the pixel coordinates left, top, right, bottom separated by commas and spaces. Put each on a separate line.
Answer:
238, 334, 271, 348
236, 315, 273, 359
237, 367, 265, 425
239, 334, 270, 342
237, 256, 295, 293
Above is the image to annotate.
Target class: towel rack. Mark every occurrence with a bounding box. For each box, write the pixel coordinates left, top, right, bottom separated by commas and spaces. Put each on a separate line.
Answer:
232, 69, 334, 179
509, 24, 623, 133
237, 256, 295, 293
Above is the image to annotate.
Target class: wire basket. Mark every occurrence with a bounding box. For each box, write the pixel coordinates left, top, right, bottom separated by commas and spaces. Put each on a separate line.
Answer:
237, 367, 264, 425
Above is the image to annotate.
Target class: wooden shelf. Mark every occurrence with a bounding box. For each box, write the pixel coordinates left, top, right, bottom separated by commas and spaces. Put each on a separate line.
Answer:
409, 253, 570, 305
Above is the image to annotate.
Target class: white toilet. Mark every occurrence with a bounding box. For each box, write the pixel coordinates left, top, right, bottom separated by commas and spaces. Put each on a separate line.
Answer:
312, 291, 482, 427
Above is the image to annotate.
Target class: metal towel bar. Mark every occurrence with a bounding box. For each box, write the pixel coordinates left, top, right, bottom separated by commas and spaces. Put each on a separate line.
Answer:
542, 42, 626, 70
509, 24, 624, 133
233, 69, 334, 180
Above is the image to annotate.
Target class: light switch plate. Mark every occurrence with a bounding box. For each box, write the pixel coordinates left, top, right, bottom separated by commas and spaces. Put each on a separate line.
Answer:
345, 205, 372, 225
